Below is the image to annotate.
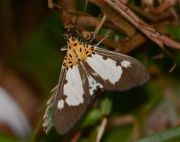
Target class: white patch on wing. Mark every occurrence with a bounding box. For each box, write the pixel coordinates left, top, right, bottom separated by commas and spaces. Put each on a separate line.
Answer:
87, 54, 122, 84
121, 60, 131, 68
64, 65, 84, 106
57, 100, 64, 110
87, 75, 103, 95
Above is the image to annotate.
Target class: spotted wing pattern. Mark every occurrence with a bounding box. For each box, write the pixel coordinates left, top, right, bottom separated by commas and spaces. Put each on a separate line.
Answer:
43, 36, 149, 134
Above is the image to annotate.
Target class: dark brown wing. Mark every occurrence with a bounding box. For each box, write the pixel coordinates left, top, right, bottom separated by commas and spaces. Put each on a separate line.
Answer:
45, 46, 149, 135
52, 65, 94, 134
83, 47, 150, 91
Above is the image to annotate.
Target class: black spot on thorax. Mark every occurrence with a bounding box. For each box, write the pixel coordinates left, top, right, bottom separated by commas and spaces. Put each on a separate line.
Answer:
71, 37, 75, 42
69, 54, 72, 58
80, 48, 82, 52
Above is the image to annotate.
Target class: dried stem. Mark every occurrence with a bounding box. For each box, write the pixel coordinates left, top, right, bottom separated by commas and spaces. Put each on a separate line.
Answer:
103, 0, 180, 49
94, 14, 107, 35
96, 118, 108, 142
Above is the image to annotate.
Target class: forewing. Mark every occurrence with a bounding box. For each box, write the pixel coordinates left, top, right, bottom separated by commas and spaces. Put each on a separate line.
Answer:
83, 47, 149, 91
43, 67, 67, 134
52, 65, 94, 134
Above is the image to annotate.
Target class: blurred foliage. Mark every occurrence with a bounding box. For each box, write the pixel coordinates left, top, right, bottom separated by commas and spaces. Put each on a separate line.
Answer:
136, 127, 180, 142
0, 134, 19, 142
11, 13, 64, 95
0, 0, 180, 142
167, 25, 180, 41
103, 125, 133, 142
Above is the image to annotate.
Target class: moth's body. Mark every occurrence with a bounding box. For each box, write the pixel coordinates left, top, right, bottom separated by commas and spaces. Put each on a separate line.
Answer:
43, 35, 150, 135
63, 37, 94, 68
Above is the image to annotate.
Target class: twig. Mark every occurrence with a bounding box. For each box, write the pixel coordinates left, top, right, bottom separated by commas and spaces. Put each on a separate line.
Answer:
47, 0, 63, 12
169, 62, 177, 73
70, 130, 82, 142
91, 0, 137, 36
95, 32, 146, 54
107, 115, 135, 128
95, 35, 107, 46
96, 118, 108, 142
169, 8, 179, 20
94, 14, 107, 35
128, 3, 172, 22
28, 117, 43, 142
48, 0, 54, 9
103, 0, 180, 49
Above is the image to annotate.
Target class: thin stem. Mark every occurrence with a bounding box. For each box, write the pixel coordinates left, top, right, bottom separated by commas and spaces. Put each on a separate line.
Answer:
94, 14, 107, 35
28, 117, 43, 142
96, 117, 108, 142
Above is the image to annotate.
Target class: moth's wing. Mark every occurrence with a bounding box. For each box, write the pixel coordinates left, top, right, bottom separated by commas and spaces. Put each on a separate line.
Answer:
52, 65, 94, 134
43, 93, 55, 134
83, 47, 150, 91
43, 68, 66, 134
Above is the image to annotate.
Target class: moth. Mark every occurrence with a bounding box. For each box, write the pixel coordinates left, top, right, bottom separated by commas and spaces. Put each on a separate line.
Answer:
43, 34, 149, 134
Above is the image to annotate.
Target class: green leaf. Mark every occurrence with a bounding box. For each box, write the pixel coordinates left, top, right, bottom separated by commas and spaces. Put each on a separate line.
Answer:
103, 125, 133, 142
136, 127, 180, 142
100, 97, 112, 116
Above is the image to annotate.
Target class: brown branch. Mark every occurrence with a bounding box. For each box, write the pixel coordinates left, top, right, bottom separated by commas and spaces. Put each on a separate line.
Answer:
47, 0, 54, 9
48, 0, 180, 53
105, 0, 180, 49
70, 131, 82, 142
94, 14, 107, 35
89, 0, 180, 50
147, 0, 177, 14
128, 3, 173, 22
107, 115, 135, 128
95, 33, 146, 54
91, 0, 137, 37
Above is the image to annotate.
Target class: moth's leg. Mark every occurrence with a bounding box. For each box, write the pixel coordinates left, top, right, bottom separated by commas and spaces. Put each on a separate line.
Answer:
83, 32, 95, 44
88, 32, 95, 43
93, 14, 111, 46
89, 15, 107, 44
95, 34, 109, 46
